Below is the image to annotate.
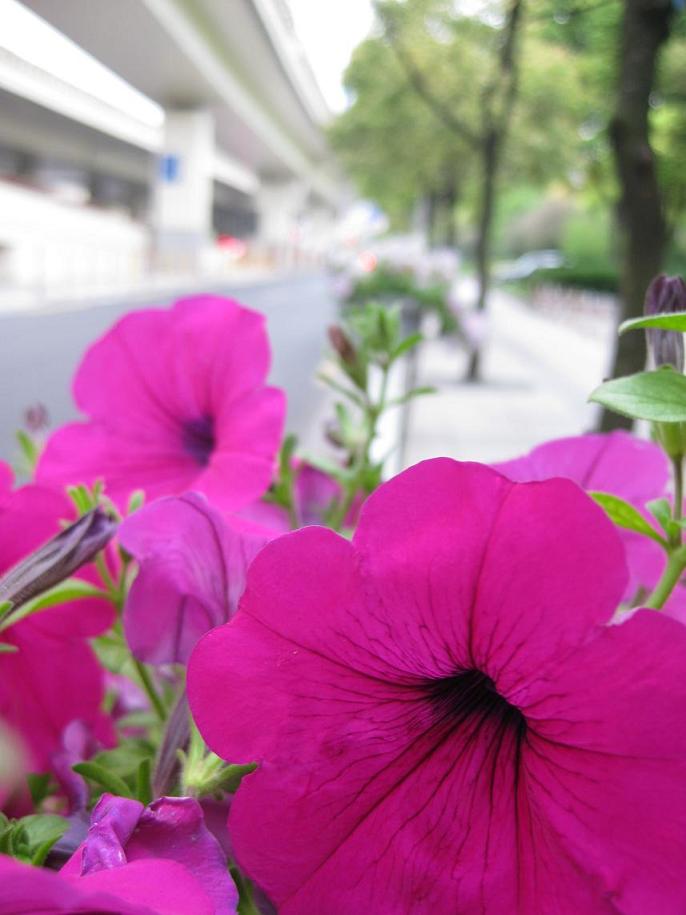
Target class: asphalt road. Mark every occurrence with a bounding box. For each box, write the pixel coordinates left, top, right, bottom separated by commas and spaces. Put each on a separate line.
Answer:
0, 272, 338, 466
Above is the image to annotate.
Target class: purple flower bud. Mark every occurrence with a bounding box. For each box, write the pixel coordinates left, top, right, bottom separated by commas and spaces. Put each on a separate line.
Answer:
24, 402, 50, 433
328, 325, 357, 365
0, 507, 117, 611
645, 274, 686, 371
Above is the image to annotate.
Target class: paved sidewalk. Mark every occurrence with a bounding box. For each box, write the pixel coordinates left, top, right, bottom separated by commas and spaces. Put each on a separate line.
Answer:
403, 287, 618, 467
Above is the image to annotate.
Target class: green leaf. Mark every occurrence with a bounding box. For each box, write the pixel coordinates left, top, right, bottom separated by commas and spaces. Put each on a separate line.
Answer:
135, 757, 152, 806
589, 492, 667, 547
646, 498, 674, 531
126, 489, 145, 515
0, 579, 106, 633
20, 815, 68, 852
619, 312, 686, 334
72, 761, 134, 798
26, 773, 52, 806
93, 740, 155, 777
0, 642, 18, 653
214, 762, 258, 794
646, 498, 682, 541
93, 632, 130, 674
589, 369, 686, 422
317, 372, 366, 407
387, 386, 436, 408
297, 453, 348, 484
16, 430, 39, 470
67, 484, 92, 516
0, 814, 67, 864
389, 332, 423, 362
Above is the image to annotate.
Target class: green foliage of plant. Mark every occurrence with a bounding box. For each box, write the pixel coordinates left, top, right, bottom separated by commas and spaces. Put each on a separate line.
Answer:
345, 266, 456, 333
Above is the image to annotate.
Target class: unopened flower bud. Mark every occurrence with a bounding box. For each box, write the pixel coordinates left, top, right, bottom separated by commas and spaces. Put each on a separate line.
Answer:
645, 274, 686, 372
0, 507, 117, 611
24, 403, 50, 433
324, 421, 345, 449
328, 326, 357, 366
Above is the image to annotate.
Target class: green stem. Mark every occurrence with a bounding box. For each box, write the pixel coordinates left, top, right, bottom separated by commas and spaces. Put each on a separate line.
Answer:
645, 545, 686, 610
95, 553, 119, 605
672, 457, 683, 546
133, 659, 166, 721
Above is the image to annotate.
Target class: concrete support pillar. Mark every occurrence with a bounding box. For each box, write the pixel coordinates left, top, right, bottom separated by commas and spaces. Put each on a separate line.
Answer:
255, 179, 309, 268
152, 108, 214, 274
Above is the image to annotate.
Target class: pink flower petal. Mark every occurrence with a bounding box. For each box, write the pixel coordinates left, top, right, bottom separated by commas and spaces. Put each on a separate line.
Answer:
0, 854, 216, 914
0, 462, 12, 500
494, 432, 674, 610
64, 794, 238, 915
520, 610, 686, 912
494, 431, 668, 501
121, 493, 271, 665
37, 296, 285, 511
189, 458, 683, 913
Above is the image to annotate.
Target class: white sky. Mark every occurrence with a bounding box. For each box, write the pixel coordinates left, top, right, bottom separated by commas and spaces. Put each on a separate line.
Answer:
287, 0, 376, 113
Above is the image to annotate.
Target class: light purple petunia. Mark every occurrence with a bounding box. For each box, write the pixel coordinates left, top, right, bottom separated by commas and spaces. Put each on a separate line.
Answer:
189, 458, 686, 914
36, 296, 285, 513
119, 493, 274, 666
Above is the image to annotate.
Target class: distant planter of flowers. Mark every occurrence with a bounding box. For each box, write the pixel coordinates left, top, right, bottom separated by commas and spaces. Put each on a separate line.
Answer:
0, 276, 686, 914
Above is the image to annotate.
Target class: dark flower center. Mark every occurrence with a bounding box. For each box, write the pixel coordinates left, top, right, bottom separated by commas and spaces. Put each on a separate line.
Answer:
424, 668, 527, 745
182, 415, 215, 466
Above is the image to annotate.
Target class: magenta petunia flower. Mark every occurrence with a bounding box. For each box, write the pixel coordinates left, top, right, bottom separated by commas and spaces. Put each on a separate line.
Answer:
494, 431, 676, 608
0, 854, 215, 914
189, 459, 686, 914
36, 296, 286, 512
0, 479, 114, 772
0, 793, 237, 913
0, 462, 11, 498
119, 493, 274, 665
58, 793, 238, 914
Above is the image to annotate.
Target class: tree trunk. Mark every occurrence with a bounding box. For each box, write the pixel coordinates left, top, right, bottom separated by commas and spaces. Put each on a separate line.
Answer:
438, 172, 459, 248
465, 0, 524, 382
466, 130, 499, 381
425, 191, 439, 247
599, 0, 674, 431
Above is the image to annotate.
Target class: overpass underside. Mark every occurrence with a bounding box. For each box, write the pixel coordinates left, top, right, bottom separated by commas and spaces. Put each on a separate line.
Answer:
0, 0, 345, 292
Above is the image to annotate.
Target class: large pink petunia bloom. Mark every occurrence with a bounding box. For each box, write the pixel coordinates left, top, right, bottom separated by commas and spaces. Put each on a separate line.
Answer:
0, 794, 237, 913
119, 492, 273, 665
189, 459, 686, 915
36, 296, 286, 512
0, 473, 113, 772
493, 431, 675, 608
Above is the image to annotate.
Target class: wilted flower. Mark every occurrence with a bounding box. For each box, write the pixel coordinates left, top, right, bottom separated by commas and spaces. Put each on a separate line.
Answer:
0, 793, 237, 914
37, 296, 285, 513
119, 493, 273, 666
0, 475, 113, 771
190, 459, 686, 914
645, 274, 686, 371
0, 507, 116, 613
